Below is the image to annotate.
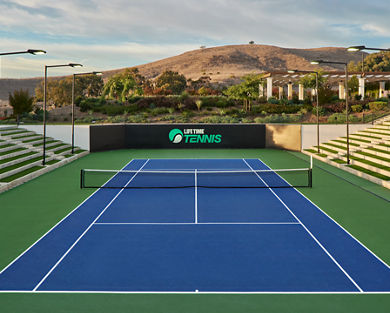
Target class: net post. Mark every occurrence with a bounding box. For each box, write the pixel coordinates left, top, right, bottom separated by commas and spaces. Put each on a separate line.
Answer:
80, 169, 84, 189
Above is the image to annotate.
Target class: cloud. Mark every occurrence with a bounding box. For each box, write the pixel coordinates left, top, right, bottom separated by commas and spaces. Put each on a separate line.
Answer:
1, 0, 390, 77
0, 39, 199, 78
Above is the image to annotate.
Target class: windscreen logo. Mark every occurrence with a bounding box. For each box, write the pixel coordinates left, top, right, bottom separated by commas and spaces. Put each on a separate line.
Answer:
169, 128, 222, 144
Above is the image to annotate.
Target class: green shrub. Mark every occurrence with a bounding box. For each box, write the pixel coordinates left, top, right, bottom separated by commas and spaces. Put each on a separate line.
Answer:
351, 104, 363, 113
149, 107, 170, 116
254, 113, 302, 123
201, 116, 239, 123
368, 101, 387, 111
267, 97, 279, 104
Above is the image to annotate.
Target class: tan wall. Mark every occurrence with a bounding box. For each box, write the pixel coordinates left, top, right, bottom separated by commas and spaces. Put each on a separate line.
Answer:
265, 124, 301, 151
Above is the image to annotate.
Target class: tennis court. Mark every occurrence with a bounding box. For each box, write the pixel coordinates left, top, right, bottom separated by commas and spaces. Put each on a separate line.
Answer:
0, 157, 389, 293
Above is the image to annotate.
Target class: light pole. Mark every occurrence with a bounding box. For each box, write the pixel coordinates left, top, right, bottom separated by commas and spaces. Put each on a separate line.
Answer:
288, 69, 320, 153
0, 49, 46, 56
0, 49, 46, 79
72, 71, 102, 154
347, 46, 390, 52
311, 60, 350, 164
43, 63, 82, 165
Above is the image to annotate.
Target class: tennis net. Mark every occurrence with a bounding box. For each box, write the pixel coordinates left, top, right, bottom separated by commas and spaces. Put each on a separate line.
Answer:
80, 167, 312, 189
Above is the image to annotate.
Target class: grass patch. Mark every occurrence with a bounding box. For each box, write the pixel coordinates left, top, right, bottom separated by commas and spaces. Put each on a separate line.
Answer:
342, 136, 370, 143
1, 130, 29, 136
332, 159, 347, 164
355, 151, 390, 163
0, 143, 15, 149
350, 156, 390, 171
379, 143, 390, 148
371, 127, 390, 132
352, 133, 381, 139
22, 137, 43, 143
0, 166, 44, 183
33, 140, 58, 147
361, 130, 390, 137
13, 134, 38, 140
46, 159, 60, 165
331, 140, 359, 147
304, 149, 317, 153
0, 147, 26, 156
0, 151, 37, 165
323, 143, 347, 150
366, 147, 390, 154
0, 156, 42, 174
315, 146, 338, 154
54, 147, 72, 154
349, 164, 390, 180
46, 144, 67, 151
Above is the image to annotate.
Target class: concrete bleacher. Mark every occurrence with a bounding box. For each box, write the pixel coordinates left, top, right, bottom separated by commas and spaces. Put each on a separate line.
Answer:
0, 126, 88, 192
303, 114, 390, 189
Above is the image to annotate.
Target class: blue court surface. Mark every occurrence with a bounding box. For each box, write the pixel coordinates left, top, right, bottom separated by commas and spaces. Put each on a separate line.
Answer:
0, 158, 390, 293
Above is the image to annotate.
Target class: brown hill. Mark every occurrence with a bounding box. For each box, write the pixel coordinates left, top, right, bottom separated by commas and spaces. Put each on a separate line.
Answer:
0, 44, 364, 101
106, 44, 364, 83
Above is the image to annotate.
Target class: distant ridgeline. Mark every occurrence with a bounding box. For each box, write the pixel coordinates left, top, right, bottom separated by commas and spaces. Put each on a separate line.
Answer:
0, 78, 40, 101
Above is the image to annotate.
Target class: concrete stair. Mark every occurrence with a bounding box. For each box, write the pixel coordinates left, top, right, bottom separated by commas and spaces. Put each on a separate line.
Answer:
304, 113, 390, 186
0, 126, 87, 186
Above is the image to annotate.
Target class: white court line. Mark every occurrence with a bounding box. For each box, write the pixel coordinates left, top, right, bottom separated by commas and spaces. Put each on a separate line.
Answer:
32, 159, 150, 291
93, 222, 300, 225
242, 158, 363, 293
195, 169, 198, 224
257, 158, 390, 271
0, 159, 136, 276
0, 290, 389, 294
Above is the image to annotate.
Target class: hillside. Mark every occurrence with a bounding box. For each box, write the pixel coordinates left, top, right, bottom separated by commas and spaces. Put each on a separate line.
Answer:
0, 44, 365, 101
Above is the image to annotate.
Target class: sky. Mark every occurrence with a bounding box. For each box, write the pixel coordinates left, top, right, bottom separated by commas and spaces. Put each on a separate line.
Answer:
0, 0, 390, 78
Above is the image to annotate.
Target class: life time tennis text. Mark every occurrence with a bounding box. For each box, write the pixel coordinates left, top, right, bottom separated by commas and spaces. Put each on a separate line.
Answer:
183, 129, 222, 143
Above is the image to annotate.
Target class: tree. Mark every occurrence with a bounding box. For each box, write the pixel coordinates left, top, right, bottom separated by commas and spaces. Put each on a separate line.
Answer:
155, 71, 187, 95
298, 70, 327, 89
249, 41, 255, 44
34, 75, 104, 107
224, 74, 263, 111
102, 68, 145, 101
9, 89, 34, 125
348, 51, 390, 72
76, 75, 104, 97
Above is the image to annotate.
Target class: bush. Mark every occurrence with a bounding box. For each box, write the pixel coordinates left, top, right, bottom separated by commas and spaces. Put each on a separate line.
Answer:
368, 101, 387, 111
254, 113, 303, 123
328, 113, 347, 123
351, 104, 363, 113
200, 116, 239, 123
267, 97, 279, 104
313, 106, 327, 116
149, 107, 170, 116
375, 97, 389, 103
78, 98, 106, 112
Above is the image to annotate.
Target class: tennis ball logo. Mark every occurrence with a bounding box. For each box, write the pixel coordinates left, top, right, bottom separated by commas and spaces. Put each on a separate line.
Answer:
169, 129, 183, 143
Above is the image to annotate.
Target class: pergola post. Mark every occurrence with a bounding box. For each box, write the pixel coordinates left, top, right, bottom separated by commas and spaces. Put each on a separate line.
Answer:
287, 82, 293, 100
278, 86, 284, 100
266, 77, 273, 99
259, 83, 265, 98
379, 81, 386, 98
339, 81, 345, 99
298, 84, 304, 100
358, 77, 365, 100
